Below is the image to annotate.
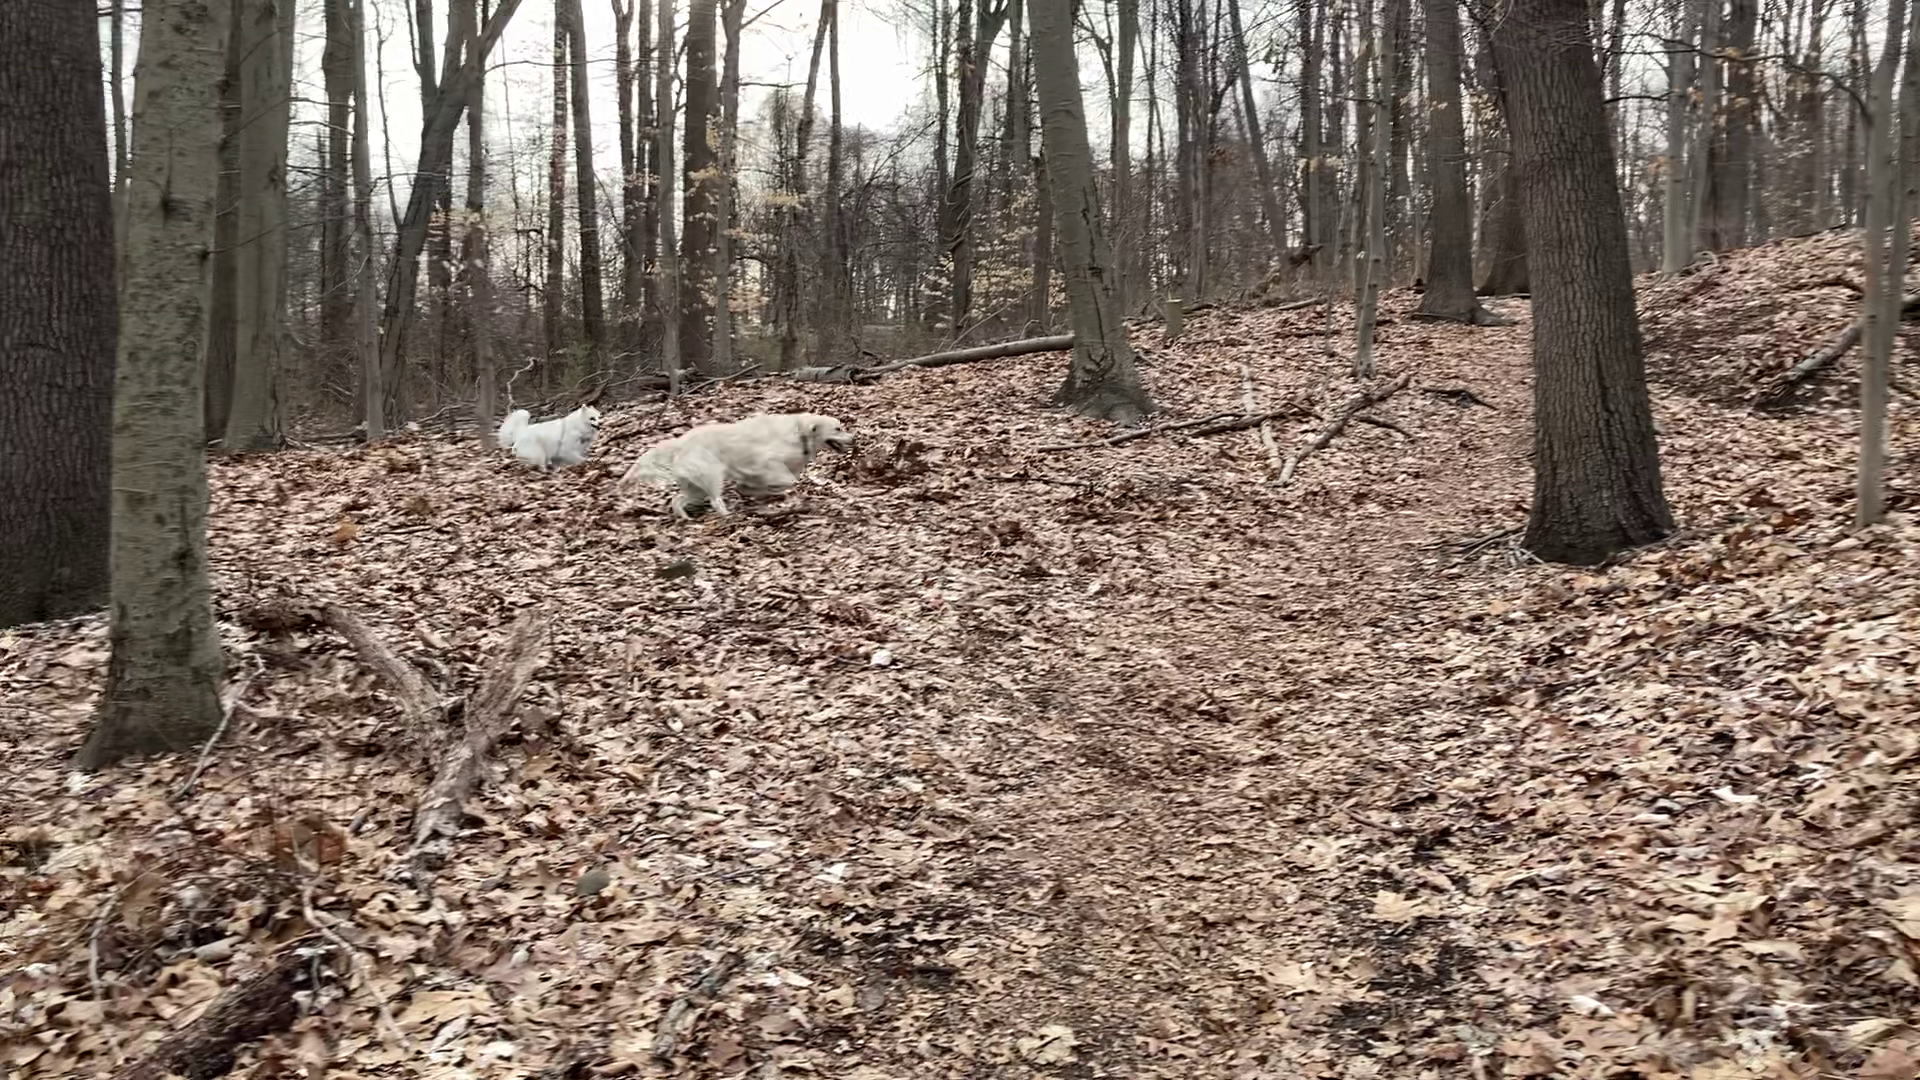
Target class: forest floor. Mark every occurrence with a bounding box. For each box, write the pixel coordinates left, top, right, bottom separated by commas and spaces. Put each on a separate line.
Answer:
5, 227, 1920, 1080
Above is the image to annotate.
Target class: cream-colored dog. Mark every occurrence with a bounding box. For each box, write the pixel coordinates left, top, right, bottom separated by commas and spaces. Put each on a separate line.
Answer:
620, 413, 855, 518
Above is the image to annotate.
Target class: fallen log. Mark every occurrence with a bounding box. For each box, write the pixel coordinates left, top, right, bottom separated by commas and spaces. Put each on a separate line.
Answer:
1758, 292, 1920, 404
319, 603, 448, 741
861, 333, 1076, 377
403, 608, 550, 883
115, 937, 322, 1080
1278, 372, 1414, 487
1240, 362, 1286, 478
1184, 404, 1314, 438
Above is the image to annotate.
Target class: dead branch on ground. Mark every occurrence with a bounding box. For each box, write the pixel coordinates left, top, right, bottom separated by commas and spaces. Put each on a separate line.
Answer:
1354, 413, 1414, 438
113, 937, 323, 1080
653, 950, 744, 1063
403, 608, 550, 884
318, 603, 449, 737
1240, 363, 1287, 478
1422, 385, 1494, 408
1184, 405, 1315, 437
862, 334, 1077, 378
1037, 411, 1241, 452
1757, 292, 1920, 404
1278, 372, 1415, 487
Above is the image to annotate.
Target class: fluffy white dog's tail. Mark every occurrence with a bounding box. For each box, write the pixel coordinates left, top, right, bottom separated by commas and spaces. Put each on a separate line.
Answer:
496, 408, 530, 448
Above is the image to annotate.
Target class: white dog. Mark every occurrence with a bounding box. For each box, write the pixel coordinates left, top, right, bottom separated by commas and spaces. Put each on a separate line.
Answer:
497, 405, 603, 471
620, 413, 854, 518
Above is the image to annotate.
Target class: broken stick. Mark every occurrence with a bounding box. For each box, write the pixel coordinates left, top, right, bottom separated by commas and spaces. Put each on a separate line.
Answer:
860, 333, 1077, 378
1037, 411, 1240, 452
114, 937, 322, 1080
1758, 292, 1920, 404
653, 951, 744, 1062
1240, 363, 1286, 477
403, 608, 550, 882
319, 603, 448, 734
1278, 372, 1414, 487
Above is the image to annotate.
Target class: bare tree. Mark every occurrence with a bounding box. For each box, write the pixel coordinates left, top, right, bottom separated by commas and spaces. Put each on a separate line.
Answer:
0, 0, 115, 628
79, 0, 233, 769
656, 0, 684, 392
1415, 0, 1495, 324
353, 0, 382, 439
321, 0, 356, 362
1660, 0, 1694, 273
1030, 0, 1154, 423
1299, 0, 1330, 274
1227, 0, 1286, 262
563, 0, 609, 372
613, 0, 650, 357
463, 0, 500, 449
546, 11, 569, 367
1354, 0, 1390, 377
947, 0, 1012, 332
775, 0, 831, 369
1857, 0, 1913, 526
1489, 0, 1674, 564
713, 0, 747, 371
681, 0, 719, 370
226, 0, 296, 452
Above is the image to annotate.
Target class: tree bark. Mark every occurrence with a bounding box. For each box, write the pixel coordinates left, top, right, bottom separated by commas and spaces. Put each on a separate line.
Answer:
320, 0, 356, 365
204, 11, 243, 444
1029, 0, 1153, 423
1661, 0, 1695, 273
947, 0, 1011, 333
79, 0, 232, 768
226, 0, 295, 453
713, 0, 747, 372
1705, 0, 1757, 249
562, 0, 608, 373
825, 1, 849, 336
679, 0, 719, 372
613, 0, 646, 359
352, 0, 381, 440
655, 0, 684, 393
1227, 0, 1286, 262
1354, 0, 1390, 378
1112, 0, 1137, 307
1686, 0, 1723, 253
1476, 33, 1530, 296
777, 0, 832, 370
545, 12, 569, 368
0, 0, 116, 628
1415, 0, 1493, 323
1299, 0, 1329, 274
1491, 0, 1675, 564
1856, 0, 1913, 526
463, 0, 498, 449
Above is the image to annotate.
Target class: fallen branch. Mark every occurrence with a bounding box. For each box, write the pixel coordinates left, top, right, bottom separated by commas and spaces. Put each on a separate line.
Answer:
1354, 413, 1414, 438
1037, 411, 1241, 452
653, 951, 744, 1063
861, 333, 1076, 377
319, 603, 447, 733
1278, 372, 1415, 487
403, 608, 550, 884
1184, 404, 1314, 438
114, 937, 322, 1080
1240, 363, 1286, 478
1421, 385, 1494, 408
1758, 292, 1920, 404
175, 666, 264, 800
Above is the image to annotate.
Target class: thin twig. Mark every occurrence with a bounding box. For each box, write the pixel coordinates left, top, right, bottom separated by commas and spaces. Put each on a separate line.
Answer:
301, 886, 410, 1050
175, 667, 264, 800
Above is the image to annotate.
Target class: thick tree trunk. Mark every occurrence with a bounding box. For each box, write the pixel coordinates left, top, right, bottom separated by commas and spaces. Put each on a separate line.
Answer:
1299, 0, 1328, 274
655, 0, 684, 393
681, 0, 719, 372
1416, 0, 1492, 323
1354, 0, 1390, 377
545, 13, 568, 369
614, 0, 645, 360
562, 0, 608, 372
1686, 0, 1723, 253
226, 0, 295, 453
1029, 0, 1153, 423
948, 0, 1010, 333
1491, 0, 1674, 564
79, 0, 232, 768
353, 0, 381, 438
204, 12, 243, 444
1705, 0, 1757, 250
1857, 0, 1913, 525
0, 0, 116, 628
824, 1, 849, 336
636, 0, 661, 356
1112, 0, 1136, 308
1661, 0, 1694, 272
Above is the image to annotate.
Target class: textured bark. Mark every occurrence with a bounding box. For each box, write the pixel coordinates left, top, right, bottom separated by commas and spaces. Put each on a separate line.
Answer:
1029, 0, 1153, 423
680, 0, 720, 371
1227, 0, 1285, 261
1685, 0, 1722, 253
1661, 0, 1694, 273
1704, 0, 1757, 250
613, 0, 646, 357
1298, 0, 1328, 273
462, 0, 498, 449
713, 0, 746, 371
655, 0, 683, 392
1491, 0, 1674, 565
562, 0, 607, 372
78, 0, 232, 769
1354, 0, 1389, 378
545, 13, 568, 366
352, 0, 381, 439
776, 0, 831, 370
0, 0, 116, 628
1857, 0, 1913, 526
1112, 0, 1136, 307
947, 0, 1011, 331
824, 2, 848, 335
226, 0, 294, 453
320, 0, 355, 358
203, 11, 242, 443
1415, 0, 1492, 323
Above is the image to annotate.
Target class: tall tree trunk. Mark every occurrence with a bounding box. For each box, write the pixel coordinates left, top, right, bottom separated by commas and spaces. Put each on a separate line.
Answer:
79, 0, 231, 769
1029, 0, 1154, 423
110, 0, 129, 271
931, 0, 952, 329
1299, 0, 1328, 272
1661, 0, 1695, 271
1174, 0, 1207, 299
0, 0, 116, 628
563, 0, 608, 373
321, 0, 356, 365
825, 0, 849, 336
614, 0, 645, 360
714, 0, 746, 371
637, 0, 661, 355
777, 0, 831, 370
374, 0, 524, 429
465, 0, 498, 449
1350, 0, 1375, 295
1033, 148, 1054, 328
948, 0, 1011, 334
655, 0, 684, 393
546, 12, 569, 369
681, 0, 719, 371
1705, 0, 1757, 249
1354, 0, 1389, 377
1491, 0, 1674, 564
1687, 0, 1723, 253
1415, 0, 1491, 323
1227, 0, 1286, 261
1113, 0, 1137, 308
1385, 0, 1413, 274
354, 0, 381, 439
204, 11, 242, 443
1806, 1, 1831, 228
1857, 0, 1912, 526
1476, 33, 1530, 295
226, 0, 295, 453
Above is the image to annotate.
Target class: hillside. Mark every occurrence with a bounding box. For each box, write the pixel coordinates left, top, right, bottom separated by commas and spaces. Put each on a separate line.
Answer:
4, 231, 1918, 1080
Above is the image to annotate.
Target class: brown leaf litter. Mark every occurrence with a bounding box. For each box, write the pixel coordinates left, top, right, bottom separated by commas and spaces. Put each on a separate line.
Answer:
4, 231, 1919, 1079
